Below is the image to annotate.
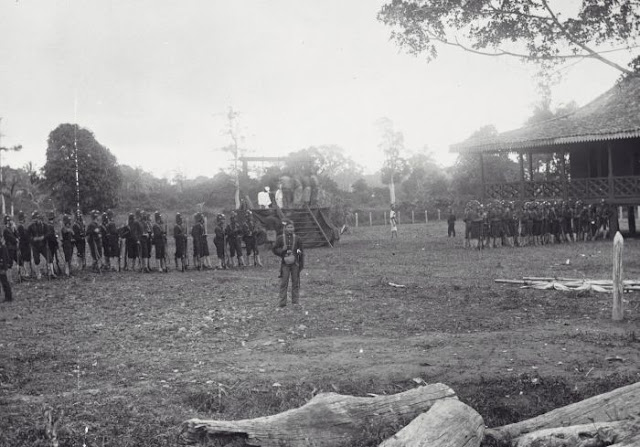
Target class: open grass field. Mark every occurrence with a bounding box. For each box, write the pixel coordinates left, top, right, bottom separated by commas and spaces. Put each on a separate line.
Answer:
1, 222, 639, 446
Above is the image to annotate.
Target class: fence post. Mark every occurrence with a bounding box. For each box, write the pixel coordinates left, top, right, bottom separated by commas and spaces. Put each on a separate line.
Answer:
355, 213, 359, 228
411, 210, 415, 224
612, 231, 624, 321
369, 212, 372, 227
425, 210, 428, 223
384, 211, 387, 226
438, 209, 441, 221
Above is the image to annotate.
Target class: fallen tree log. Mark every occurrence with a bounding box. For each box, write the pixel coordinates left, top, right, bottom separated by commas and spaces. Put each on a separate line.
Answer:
611, 432, 640, 446
181, 384, 456, 446
378, 399, 484, 447
486, 381, 640, 444
513, 419, 640, 447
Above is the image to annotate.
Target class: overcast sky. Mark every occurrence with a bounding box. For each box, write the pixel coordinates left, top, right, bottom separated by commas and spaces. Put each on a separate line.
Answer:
0, 0, 635, 179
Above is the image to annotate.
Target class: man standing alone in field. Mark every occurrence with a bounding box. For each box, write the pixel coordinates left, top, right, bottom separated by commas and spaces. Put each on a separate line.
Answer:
389, 204, 398, 239
272, 220, 304, 308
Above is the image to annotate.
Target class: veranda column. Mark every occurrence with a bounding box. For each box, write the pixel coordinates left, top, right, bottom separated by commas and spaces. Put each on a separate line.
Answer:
607, 143, 614, 201
519, 152, 525, 200
561, 150, 568, 202
479, 153, 486, 200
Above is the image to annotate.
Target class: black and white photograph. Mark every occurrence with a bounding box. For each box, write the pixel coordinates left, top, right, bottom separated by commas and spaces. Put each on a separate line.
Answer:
1, 1, 639, 446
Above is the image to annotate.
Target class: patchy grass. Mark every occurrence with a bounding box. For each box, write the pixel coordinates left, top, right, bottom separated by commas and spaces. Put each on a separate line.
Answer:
1, 223, 639, 446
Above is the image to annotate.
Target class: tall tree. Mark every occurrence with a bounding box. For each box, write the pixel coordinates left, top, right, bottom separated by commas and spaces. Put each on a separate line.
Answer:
43, 124, 121, 213
0, 118, 22, 215
377, 117, 409, 205
219, 107, 245, 210
378, 0, 640, 76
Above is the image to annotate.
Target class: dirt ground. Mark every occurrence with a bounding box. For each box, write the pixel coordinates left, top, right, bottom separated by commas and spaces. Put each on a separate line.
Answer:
1, 223, 639, 446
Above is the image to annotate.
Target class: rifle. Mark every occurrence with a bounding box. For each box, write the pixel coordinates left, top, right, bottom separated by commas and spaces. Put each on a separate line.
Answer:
15, 244, 22, 283
53, 246, 62, 276
118, 237, 123, 272
185, 217, 190, 269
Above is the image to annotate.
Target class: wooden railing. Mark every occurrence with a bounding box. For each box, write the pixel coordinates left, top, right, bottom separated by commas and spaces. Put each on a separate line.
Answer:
483, 176, 640, 201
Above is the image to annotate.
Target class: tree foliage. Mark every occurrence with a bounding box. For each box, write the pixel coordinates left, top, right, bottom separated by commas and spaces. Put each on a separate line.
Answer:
43, 124, 121, 213
378, 0, 640, 75
377, 118, 410, 186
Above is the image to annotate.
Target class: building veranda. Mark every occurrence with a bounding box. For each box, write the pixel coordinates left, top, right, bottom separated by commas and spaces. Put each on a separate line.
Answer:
451, 76, 640, 234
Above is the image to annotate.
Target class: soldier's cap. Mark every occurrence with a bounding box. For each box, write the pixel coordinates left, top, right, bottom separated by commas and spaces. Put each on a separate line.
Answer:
154, 211, 161, 222
4, 215, 11, 224
216, 213, 225, 221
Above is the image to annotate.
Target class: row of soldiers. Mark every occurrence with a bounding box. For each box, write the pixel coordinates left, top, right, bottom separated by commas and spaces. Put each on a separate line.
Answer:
1, 208, 266, 280
462, 199, 617, 249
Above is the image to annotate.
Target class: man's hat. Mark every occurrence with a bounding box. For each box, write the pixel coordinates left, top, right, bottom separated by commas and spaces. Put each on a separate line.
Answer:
4, 215, 11, 225
91, 209, 100, 218
154, 211, 161, 222
216, 213, 225, 222
31, 210, 41, 220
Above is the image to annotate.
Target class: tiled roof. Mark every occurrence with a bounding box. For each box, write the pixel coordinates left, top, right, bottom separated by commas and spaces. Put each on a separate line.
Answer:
451, 76, 640, 153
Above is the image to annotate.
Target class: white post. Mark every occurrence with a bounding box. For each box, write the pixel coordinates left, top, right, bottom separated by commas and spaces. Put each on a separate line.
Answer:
438, 209, 441, 221
355, 213, 359, 228
369, 212, 372, 227
411, 210, 415, 224
612, 231, 624, 321
384, 211, 387, 226
425, 210, 428, 223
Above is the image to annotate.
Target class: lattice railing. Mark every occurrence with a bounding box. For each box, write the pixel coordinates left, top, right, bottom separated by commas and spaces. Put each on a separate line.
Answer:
481, 177, 640, 201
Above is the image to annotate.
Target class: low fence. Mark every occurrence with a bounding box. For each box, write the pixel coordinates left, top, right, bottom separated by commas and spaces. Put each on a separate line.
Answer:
351, 209, 444, 227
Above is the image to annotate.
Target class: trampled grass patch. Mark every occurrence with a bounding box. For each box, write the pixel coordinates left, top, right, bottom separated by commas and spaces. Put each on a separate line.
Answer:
1, 223, 639, 446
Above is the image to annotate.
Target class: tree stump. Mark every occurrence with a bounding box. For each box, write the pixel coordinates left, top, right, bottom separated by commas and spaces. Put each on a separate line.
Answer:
180, 384, 456, 446
378, 399, 484, 447
486, 381, 640, 444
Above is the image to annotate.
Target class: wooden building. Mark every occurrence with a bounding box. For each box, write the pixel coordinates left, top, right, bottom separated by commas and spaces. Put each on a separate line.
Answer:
450, 76, 640, 231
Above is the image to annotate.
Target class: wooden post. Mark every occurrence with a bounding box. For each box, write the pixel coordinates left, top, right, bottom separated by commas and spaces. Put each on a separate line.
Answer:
437, 209, 441, 221
355, 213, 359, 228
369, 212, 372, 227
612, 231, 624, 321
411, 210, 415, 224
479, 153, 486, 200
425, 210, 428, 223
384, 211, 387, 226
519, 152, 525, 200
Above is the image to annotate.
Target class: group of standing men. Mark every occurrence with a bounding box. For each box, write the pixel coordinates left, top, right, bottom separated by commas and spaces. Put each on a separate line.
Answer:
0, 208, 267, 282
460, 199, 618, 249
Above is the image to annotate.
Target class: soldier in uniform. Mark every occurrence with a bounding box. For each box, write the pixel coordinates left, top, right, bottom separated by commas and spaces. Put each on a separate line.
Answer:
44, 211, 60, 277
242, 210, 263, 266
140, 211, 153, 272
3, 215, 19, 280
213, 213, 227, 269
61, 214, 75, 277
0, 231, 13, 301
126, 213, 143, 271
152, 211, 168, 272
173, 212, 188, 271
190, 212, 205, 270
28, 211, 47, 279
272, 220, 304, 308
72, 210, 87, 269
103, 210, 120, 271
86, 210, 104, 272
225, 211, 245, 268
16, 211, 32, 278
